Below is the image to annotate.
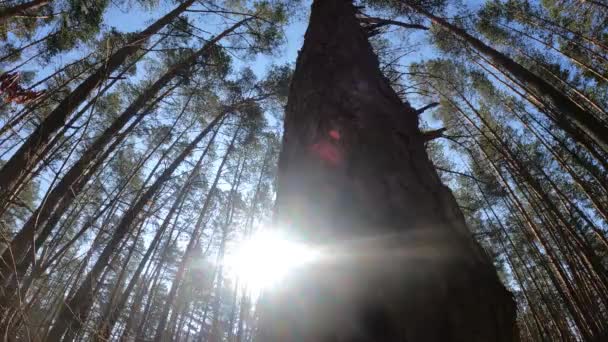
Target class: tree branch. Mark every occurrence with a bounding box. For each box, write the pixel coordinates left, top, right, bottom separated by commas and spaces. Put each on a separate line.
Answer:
421, 127, 446, 142
415, 102, 439, 115
359, 16, 429, 31
435, 166, 488, 185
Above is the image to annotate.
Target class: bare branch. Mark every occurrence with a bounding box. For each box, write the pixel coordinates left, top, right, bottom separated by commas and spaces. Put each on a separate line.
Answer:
421, 127, 446, 142
415, 102, 439, 115
359, 16, 429, 31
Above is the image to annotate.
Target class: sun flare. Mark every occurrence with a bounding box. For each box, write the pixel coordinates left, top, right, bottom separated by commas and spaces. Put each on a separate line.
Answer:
225, 230, 319, 293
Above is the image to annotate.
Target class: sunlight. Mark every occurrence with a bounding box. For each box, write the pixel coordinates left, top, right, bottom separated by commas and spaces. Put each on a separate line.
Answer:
225, 229, 320, 294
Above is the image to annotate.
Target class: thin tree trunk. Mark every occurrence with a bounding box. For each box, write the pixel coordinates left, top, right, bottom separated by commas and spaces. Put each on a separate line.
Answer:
226, 278, 240, 342
514, 10, 608, 56
0, 19, 248, 283
44, 109, 227, 341
128, 265, 166, 341
445, 84, 608, 295
0, 0, 195, 211
95, 124, 221, 341
506, 102, 608, 223
499, 21, 608, 82
469, 54, 608, 172
469, 95, 608, 299
93, 215, 150, 341
406, 1, 608, 154
1, 81, 176, 277
209, 158, 245, 342
0, 90, 180, 308
153, 127, 241, 342
235, 291, 249, 342
462, 118, 596, 339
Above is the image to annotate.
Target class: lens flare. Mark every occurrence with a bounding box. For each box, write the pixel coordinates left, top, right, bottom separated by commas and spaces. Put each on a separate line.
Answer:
225, 230, 319, 293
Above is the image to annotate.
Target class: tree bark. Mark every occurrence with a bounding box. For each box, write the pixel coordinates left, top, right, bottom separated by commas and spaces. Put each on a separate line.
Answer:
257, 1, 516, 341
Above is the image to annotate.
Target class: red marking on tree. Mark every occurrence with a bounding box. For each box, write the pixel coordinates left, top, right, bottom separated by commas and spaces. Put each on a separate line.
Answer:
310, 140, 342, 167
329, 129, 340, 140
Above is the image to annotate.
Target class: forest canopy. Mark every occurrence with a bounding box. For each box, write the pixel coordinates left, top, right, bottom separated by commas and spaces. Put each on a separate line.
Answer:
0, 0, 607, 341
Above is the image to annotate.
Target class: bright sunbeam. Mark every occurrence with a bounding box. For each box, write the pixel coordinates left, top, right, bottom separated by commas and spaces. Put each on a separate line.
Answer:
225, 229, 320, 294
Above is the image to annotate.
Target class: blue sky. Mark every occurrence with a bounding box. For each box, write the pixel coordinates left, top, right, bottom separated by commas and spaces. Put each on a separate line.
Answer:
103, 0, 307, 77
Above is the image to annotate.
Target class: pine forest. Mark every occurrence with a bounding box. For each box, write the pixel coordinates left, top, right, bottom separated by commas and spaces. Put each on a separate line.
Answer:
0, 0, 607, 341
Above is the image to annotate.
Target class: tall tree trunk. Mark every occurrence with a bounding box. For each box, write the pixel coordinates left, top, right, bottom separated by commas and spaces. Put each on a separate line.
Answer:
208, 158, 245, 342
405, 2, 608, 155
93, 216, 151, 341
257, 1, 516, 341
0, 0, 195, 212
235, 290, 249, 342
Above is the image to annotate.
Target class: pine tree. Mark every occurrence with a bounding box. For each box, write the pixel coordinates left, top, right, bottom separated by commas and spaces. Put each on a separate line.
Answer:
257, 1, 515, 341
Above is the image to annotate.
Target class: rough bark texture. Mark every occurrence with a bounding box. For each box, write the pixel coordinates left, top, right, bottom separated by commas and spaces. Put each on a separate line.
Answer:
257, 1, 516, 341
